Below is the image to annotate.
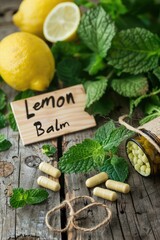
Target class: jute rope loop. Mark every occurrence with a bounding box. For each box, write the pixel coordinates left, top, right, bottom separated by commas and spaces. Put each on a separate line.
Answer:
119, 115, 160, 154
45, 195, 112, 233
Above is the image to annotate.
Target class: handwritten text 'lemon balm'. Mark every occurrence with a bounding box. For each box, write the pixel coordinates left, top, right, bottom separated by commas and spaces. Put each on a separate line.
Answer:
11, 85, 96, 145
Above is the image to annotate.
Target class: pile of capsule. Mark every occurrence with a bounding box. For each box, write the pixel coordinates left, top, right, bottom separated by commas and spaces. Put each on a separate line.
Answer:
126, 135, 160, 176
37, 162, 61, 191
86, 172, 130, 201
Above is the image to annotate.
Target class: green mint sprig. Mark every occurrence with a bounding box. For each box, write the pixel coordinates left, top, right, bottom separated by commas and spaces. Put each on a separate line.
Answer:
0, 134, 12, 152
59, 121, 133, 181
10, 188, 49, 209
42, 144, 57, 157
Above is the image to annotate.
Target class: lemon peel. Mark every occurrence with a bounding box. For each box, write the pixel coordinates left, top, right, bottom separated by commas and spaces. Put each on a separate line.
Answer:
13, 0, 73, 38
0, 32, 55, 91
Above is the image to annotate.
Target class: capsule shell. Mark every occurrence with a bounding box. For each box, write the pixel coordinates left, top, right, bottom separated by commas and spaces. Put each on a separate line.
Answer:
37, 176, 60, 192
93, 187, 117, 201
105, 180, 130, 194
39, 162, 61, 178
86, 172, 108, 188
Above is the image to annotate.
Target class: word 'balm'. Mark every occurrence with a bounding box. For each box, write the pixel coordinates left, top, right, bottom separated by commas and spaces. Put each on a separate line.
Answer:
86, 172, 108, 188
93, 187, 117, 201
39, 162, 61, 178
37, 176, 60, 192
105, 180, 130, 194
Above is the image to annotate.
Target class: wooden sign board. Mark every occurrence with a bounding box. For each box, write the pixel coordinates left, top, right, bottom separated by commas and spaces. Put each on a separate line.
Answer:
11, 85, 96, 145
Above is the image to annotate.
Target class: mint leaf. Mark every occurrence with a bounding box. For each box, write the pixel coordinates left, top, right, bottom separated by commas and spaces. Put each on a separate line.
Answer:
57, 58, 82, 87
100, 0, 127, 19
0, 134, 12, 152
100, 126, 133, 151
25, 189, 49, 205
108, 28, 160, 74
100, 156, 129, 182
0, 113, 6, 129
7, 112, 18, 131
42, 144, 57, 157
51, 41, 90, 62
153, 67, 160, 81
84, 77, 108, 108
59, 139, 105, 173
94, 120, 116, 145
111, 75, 148, 97
10, 188, 49, 208
14, 90, 35, 101
129, 88, 160, 115
75, 0, 95, 8
78, 6, 116, 57
84, 54, 105, 75
10, 188, 26, 208
87, 95, 115, 116
0, 89, 7, 111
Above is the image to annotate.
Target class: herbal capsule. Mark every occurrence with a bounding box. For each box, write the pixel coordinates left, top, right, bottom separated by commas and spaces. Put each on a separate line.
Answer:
105, 180, 130, 194
86, 172, 108, 188
93, 187, 117, 201
37, 176, 60, 191
39, 162, 61, 178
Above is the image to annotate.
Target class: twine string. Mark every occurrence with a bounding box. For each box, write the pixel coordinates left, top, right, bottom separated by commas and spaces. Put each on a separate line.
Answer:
45, 195, 112, 233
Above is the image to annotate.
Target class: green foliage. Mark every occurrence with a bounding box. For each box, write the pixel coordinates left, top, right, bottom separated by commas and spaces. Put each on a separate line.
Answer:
0, 134, 12, 152
100, 0, 127, 19
0, 89, 7, 111
42, 144, 57, 157
84, 54, 105, 75
59, 139, 106, 173
78, 6, 116, 57
84, 77, 108, 108
7, 112, 18, 131
10, 188, 49, 208
100, 156, 129, 181
0, 113, 6, 129
57, 58, 82, 87
153, 67, 160, 81
59, 121, 132, 181
111, 75, 148, 97
108, 28, 160, 74
14, 90, 35, 101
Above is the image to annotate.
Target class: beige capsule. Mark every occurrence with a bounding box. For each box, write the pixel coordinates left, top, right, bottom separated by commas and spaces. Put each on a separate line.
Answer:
93, 187, 117, 201
85, 172, 108, 188
105, 180, 130, 194
37, 176, 60, 192
39, 162, 61, 178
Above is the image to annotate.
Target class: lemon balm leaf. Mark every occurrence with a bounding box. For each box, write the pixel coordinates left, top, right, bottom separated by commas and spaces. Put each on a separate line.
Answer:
10, 188, 49, 208
111, 75, 148, 97
100, 156, 129, 182
0, 134, 12, 152
42, 144, 57, 157
59, 139, 105, 173
0, 89, 7, 111
78, 6, 116, 57
94, 120, 116, 144
84, 77, 108, 108
0, 113, 7, 129
57, 58, 82, 86
108, 28, 160, 74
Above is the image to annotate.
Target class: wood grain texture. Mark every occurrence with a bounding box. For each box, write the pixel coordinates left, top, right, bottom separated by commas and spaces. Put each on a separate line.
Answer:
11, 85, 96, 145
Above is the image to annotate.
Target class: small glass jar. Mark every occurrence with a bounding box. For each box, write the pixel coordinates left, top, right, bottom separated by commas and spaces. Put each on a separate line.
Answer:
126, 130, 160, 177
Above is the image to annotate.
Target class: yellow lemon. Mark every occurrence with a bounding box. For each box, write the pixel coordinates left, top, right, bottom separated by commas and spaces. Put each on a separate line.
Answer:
13, 0, 73, 38
43, 2, 80, 42
0, 32, 55, 91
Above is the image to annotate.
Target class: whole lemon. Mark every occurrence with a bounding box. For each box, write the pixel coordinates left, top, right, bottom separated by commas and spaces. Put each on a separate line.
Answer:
0, 32, 55, 91
13, 0, 73, 38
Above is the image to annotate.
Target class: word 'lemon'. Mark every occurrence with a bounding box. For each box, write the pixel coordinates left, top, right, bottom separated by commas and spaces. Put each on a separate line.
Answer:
43, 2, 80, 42
13, 0, 72, 38
0, 32, 55, 91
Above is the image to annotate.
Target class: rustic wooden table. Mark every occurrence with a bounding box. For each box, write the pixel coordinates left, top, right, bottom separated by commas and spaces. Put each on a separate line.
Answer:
1, 1, 160, 240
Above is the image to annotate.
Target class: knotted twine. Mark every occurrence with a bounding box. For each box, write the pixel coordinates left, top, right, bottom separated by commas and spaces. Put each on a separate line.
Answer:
45, 195, 112, 232
119, 114, 160, 154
